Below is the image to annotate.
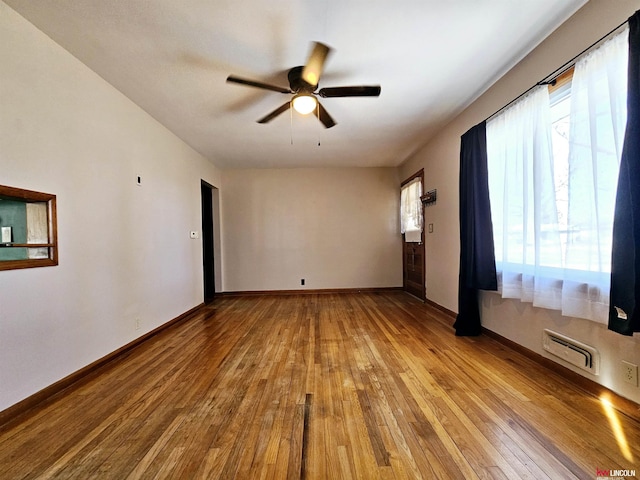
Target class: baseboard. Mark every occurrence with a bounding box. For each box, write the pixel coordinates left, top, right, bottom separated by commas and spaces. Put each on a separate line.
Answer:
481, 327, 640, 423
0, 303, 204, 430
424, 297, 456, 325
220, 287, 403, 296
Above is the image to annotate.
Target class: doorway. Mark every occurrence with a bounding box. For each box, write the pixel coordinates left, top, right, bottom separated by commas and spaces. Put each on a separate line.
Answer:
201, 181, 216, 303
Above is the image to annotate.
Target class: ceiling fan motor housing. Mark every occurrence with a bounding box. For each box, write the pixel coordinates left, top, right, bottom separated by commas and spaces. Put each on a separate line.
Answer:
288, 66, 316, 93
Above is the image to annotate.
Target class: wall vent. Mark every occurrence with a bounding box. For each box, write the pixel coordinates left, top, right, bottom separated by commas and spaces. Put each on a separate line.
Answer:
542, 329, 599, 375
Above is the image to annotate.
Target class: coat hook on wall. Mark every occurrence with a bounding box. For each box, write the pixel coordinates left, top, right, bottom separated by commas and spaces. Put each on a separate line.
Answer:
421, 189, 437, 206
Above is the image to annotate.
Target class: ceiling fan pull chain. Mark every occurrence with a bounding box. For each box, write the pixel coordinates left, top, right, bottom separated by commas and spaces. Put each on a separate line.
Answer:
317, 102, 321, 146
290, 99, 294, 145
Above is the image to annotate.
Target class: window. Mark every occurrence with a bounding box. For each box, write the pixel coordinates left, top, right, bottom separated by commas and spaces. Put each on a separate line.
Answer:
400, 174, 423, 239
486, 27, 628, 323
549, 70, 572, 264
0, 185, 58, 271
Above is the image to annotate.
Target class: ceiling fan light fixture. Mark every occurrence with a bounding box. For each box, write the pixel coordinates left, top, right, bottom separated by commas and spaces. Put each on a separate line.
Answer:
227, 41, 380, 128
292, 94, 317, 115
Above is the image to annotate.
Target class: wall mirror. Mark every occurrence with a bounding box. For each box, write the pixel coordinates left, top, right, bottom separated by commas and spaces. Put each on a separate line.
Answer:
0, 185, 58, 271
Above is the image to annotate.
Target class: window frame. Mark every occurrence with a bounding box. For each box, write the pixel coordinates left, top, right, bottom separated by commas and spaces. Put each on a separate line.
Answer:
0, 185, 58, 271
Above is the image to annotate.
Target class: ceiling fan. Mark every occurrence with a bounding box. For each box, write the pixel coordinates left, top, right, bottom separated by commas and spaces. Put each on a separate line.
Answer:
226, 42, 381, 128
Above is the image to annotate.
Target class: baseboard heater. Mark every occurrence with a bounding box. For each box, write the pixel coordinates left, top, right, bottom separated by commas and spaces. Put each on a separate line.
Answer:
542, 329, 599, 375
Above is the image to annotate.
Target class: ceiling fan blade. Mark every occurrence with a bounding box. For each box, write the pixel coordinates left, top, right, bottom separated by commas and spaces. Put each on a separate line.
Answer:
318, 86, 381, 98
227, 75, 291, 94
257, 101, 291, 124
302, 42, 331, 87
313, 102, 336, 128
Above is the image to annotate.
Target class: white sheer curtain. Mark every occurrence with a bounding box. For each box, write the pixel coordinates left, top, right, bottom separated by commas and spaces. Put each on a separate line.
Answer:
486, 27, 628, 324
400, 177, 422, 241
487, 85, 562, 307
562, 27, 628, 321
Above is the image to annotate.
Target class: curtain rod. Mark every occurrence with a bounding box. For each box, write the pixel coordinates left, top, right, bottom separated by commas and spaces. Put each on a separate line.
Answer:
485, 17, 629, 123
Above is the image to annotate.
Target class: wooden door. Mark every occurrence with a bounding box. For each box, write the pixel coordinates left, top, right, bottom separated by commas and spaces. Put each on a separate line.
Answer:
401, 170, 425, 301
403, 237, 425, 300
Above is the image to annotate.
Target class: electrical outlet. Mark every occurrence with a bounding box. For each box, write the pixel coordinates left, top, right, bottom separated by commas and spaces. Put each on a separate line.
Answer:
301, 279, 305, 286
135, 318, 141, 331
622, 361, 638, 386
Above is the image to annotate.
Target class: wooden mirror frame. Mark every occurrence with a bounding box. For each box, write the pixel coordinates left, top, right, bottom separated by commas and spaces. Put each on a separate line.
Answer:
0, 185, 58, 271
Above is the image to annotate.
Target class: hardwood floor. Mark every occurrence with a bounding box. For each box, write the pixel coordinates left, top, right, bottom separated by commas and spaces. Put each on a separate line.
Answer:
1, 292, 639, 479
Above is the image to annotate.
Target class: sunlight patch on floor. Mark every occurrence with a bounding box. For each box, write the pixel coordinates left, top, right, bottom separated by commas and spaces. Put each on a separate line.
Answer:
600, 394, 633, 462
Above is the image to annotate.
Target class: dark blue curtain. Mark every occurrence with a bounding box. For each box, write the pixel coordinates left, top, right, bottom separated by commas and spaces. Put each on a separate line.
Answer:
609, 10, 640, 335
455, 122, 498, 336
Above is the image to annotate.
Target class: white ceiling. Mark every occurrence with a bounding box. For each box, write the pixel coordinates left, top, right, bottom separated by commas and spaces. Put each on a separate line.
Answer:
6, 0, 585, 169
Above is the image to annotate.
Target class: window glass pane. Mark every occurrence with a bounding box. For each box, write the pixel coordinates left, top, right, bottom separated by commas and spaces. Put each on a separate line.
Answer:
400, 178, 422, 233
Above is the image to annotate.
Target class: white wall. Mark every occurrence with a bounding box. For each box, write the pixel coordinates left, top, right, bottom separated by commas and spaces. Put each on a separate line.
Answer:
0, 2, 221, 411
400, 0, 640, 403
221, 167, 402, 292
